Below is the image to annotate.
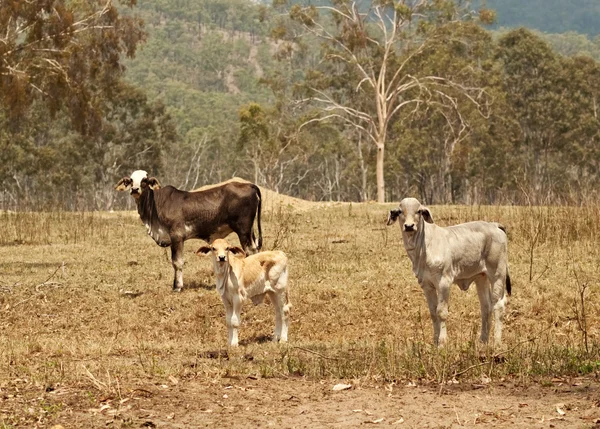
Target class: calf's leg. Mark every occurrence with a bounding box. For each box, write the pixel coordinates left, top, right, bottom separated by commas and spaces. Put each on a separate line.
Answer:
421, 283, 441, 345
435, 280, 451, 347
228, 293, 243, 347
475, 275, 492, 343
222, 297, 235, 346
490, 274, 507, 345
268, 289, 290, 343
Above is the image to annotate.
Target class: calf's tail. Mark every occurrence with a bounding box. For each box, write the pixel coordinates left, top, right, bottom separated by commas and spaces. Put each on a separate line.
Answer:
497, 223, 512, 296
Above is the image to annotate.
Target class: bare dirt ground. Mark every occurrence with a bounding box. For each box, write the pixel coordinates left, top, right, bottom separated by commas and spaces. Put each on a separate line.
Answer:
3, 376, 600, 428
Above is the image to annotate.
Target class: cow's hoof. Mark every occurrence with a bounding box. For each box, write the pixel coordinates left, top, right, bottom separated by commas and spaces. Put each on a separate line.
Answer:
172, 287, 182, 293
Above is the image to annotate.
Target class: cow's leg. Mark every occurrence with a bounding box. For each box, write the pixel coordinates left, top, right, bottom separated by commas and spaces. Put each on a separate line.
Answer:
436, 279, 451, 347
475, 275, 492, 343
490, 273, 507, 345
234, 222, 259, 255
171, 240, 184, 292
421, 283, 440, 345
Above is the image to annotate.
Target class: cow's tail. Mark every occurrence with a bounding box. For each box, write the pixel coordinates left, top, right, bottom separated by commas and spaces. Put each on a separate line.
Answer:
497, 223, 512, 296
253, 184, 263, 251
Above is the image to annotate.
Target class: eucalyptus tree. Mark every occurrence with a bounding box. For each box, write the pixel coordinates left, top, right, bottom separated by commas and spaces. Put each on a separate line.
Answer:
495, 29, 571, 201
0, 0, 145, 135
386, 21, 516, 204
274, 0, 492, 202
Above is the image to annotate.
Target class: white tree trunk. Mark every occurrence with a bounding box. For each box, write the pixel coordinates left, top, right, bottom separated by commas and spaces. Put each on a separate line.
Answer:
376, 143, 385, 203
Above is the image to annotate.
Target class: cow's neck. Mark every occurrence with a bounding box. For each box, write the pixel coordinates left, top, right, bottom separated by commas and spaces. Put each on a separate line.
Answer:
137, 189, 170, 246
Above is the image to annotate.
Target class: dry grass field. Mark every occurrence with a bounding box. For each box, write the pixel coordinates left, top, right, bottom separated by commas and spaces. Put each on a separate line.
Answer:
1, 191, 599, 428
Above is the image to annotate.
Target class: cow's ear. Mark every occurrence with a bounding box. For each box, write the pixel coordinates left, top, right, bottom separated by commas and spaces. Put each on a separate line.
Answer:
115, 177, 132, 191
420, 206, 434, 224
196, 246, 211, 255
228, 246, 246, 256
386, 209, 401, 226
147, 177, 161, 190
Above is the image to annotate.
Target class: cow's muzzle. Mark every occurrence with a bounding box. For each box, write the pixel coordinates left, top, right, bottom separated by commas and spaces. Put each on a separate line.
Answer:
218, 255, 226, 262
404, 223, 415, 232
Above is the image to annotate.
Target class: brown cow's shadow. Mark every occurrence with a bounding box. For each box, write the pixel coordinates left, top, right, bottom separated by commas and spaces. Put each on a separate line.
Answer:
184, 280, 214, 291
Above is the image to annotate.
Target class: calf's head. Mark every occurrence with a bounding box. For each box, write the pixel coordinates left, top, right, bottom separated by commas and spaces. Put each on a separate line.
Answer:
115, 170, 161, 200
197, 239, 246, 268
387, 197, 433, 234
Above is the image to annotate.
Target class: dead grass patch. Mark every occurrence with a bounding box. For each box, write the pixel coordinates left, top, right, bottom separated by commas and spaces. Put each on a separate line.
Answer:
0, 201, 599, 426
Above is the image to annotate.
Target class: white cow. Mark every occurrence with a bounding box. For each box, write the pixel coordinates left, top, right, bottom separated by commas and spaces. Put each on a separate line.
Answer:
387, 198, 511, 346
197, 238, 290, 347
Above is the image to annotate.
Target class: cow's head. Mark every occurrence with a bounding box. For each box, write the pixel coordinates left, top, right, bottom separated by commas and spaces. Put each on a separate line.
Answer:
197, 238, 245, 266
115, 170, 161, 200
387, 197, 433, 234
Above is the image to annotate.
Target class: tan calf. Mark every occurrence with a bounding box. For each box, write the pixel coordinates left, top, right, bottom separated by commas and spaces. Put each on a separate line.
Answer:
197, 239, 290, 347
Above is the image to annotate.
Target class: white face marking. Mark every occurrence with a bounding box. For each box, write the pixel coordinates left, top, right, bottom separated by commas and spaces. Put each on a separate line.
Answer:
130, 170, 148, 194
185, 225, 194, 234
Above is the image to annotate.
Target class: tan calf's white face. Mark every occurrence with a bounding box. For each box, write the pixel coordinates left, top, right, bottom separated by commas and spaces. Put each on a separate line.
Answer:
196, 238, 245, 264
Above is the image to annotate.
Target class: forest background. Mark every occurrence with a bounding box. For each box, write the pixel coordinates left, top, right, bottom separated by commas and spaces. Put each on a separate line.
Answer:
2, 0, 600, 209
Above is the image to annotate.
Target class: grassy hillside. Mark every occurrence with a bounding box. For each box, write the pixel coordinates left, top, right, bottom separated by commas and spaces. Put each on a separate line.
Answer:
485, 0, 600, 36
124, 0, 276, 136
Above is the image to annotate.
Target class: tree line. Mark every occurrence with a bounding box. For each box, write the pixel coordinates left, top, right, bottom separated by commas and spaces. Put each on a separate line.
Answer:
1, 0, 599, 209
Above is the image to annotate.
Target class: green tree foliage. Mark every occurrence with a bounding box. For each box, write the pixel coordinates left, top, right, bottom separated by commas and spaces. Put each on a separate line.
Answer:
273, 0, 493, 202
388, 22, 518, 203
3, 0, 600, 208
0, 0, 145, 135
0, 0, 176, 209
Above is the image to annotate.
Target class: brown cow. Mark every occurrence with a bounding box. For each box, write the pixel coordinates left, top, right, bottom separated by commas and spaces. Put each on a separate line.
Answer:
116, 170, 262, 292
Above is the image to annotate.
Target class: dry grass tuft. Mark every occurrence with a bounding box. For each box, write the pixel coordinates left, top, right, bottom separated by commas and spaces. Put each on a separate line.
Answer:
0, 201, 599, 426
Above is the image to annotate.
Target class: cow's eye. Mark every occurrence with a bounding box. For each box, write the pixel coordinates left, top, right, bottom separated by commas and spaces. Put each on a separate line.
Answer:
416, 210, 421, 214
210, 247, 215, 251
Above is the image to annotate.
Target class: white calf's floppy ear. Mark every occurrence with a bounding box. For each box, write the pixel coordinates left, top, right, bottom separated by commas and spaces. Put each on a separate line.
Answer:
115, 177, 132, 191
228, 246, 246, 256
196, 246, 212, 255
387, 209, 401, 226
420, 206, 434, 224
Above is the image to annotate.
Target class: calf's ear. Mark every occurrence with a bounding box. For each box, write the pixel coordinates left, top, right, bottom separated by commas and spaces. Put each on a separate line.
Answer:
228, 246, 246, 256
196, 246, 211, 255
386, 209, 400, 225
420, 206, 434, 223
115, 177, 132, 191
